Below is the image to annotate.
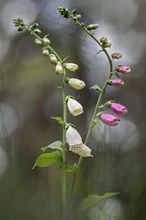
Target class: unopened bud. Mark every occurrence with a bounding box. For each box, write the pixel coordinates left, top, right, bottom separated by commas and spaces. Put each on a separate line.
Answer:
42, 48, 49, 56
49, 54, 58, 65
108, 79, 125, 87
55, 63, 63, 75
87, 24, 99, 30
35, 38, 42, 46
65, 63, 78, 72
33, 29, 41, 34
30, 23, 39, 30
100, 36, 108, 43
116, 65, 131, 74
103, 42, 112, 48
111, 52, 122, 59
17, 27, 24, 32
43, 37, 51, 45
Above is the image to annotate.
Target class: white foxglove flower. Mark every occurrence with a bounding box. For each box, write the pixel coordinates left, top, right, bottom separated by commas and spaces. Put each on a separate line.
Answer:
66, 127, 92, 157
67, 98, 83, 116
49, 54, 57, 65
65, 63, 78, 72
68, 78, 86, 90
55, 63, 63, 75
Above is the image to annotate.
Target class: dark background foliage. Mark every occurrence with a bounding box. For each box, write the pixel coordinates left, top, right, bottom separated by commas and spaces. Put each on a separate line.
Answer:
0, 0, 146, 219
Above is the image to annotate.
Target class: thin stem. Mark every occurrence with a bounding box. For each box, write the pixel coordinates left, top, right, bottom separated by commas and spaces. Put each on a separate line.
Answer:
70, 19, 113, 193
24, 25, 67, 216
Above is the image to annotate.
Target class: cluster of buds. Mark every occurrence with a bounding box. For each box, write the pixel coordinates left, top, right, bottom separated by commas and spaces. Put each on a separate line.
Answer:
100, 36, 111, 48
58, 7, 81, 21
99, 102, 128, 126
66, 126, 92, 157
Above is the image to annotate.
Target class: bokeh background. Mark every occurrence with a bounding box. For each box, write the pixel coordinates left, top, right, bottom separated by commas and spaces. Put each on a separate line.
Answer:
0, 0, 146, 219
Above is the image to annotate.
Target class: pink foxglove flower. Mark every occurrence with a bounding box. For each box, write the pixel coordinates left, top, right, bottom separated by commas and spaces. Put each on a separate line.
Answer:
109, 79, 125, 87
67, 98, 83, 116
66, 126, 92, 157
116, 65, 131, 74
111, 52, 122, 59
65, 63, 78, 72
110, 103, 128, 116
100, 114, 120, 126
68, 78, 86, 90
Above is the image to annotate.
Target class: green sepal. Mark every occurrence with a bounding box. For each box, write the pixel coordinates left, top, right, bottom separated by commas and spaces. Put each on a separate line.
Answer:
41, 141, 62, 152
78, 192, 119, 212
51, 116, 64, 126
65, 163, 78, 174
113, 71, 121, 78
33, 150, 62, 169
90, 85, 103, 92
91, 118, 105, 133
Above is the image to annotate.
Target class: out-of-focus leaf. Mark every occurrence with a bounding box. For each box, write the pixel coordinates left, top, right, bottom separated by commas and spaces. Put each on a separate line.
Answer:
65, 163, 78, 174
79, 192, 119, 212
91, 118, 105, 133
41, 141, 62, 152
90, 84, 102, 92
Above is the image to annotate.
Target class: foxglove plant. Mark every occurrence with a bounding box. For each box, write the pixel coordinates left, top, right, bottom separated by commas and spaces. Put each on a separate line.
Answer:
13, 7, 131, 218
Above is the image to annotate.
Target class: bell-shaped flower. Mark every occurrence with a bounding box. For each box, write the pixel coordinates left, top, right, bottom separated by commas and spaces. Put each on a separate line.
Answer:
100, 113, 120, 126
68, 78, 86, 90
66, 126, 92, 157
110, 103, 128, 116
67, 98, 83, 116
65, 63, 78, 72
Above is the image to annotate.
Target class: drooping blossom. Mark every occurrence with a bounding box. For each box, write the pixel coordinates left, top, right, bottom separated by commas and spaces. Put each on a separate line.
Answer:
68, 78, 86, 90
108, 78, 125, 87
65, 63, 78, 72
55, 63, 63, 75
67, 98, 83, 116
116, 65, 131, 74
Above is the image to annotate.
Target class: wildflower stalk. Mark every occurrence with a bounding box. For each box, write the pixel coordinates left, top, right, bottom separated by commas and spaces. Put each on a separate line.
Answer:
22, 24, 67, 216
69, 19, 113, 193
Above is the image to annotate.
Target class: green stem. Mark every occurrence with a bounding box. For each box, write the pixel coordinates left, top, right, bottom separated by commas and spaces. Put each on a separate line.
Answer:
70, 20, 113, 194
24, 25, 67, 216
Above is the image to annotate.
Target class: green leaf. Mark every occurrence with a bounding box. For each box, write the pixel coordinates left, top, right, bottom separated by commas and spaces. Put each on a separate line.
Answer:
33, 151, 62, 169
51, 117, 64, 126
113, 71, 121, 78
91, 118, 105, 133
79, 192, 119, 212
41, 141, 62, 152
90, 84, 103, 92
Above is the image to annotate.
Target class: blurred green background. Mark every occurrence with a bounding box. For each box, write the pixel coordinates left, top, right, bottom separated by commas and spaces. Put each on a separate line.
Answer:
0, 0, 146, 219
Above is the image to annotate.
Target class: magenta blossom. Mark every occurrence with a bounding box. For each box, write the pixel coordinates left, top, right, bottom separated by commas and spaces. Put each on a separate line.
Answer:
111, 103, 128, 116
116, 65, 131, 74
109, 78, 125, 87
111, 52, 122, 59
100, 114, 120, 126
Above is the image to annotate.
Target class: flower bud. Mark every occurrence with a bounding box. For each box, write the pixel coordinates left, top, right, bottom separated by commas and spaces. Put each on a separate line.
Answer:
65, 63, 78, 72
67, 98, 83, 116
68, 78, 86, 90
66, 126, 92, 157
35, 38, 42, 46
110, 103, 128, 116
100, 36, 108, 43
17, 27, 24, 32
100, 114, 120, 126
33, 29, 41, 34
30, 23, 39, 30
103, 42, 112, 48
42, 48, 49, 56
87, 24, 99, 30
55, 63, 63, 75
49, 54, 58, 65
116, 65, 131, 74
43, 37, 51, 45
108, 79, 125, 87
111, 52, 122, 59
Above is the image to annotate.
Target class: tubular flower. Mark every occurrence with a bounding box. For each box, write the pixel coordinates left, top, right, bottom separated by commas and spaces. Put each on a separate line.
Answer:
67, 98, 83, 116
108, 78, 125, 87
55, 63, 63, 75
100, 114, 120, 126
116, 65, 131, 74
65, 63, 78, 72
111, 52, 122, 59
110, 103, 128, 116
66, 126, 92, 157
68, 78, 86, 90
